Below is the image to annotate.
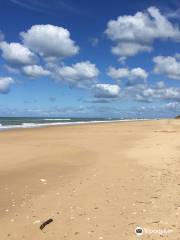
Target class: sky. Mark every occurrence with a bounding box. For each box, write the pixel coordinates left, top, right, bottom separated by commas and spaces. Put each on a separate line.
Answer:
0, 0, 180, 118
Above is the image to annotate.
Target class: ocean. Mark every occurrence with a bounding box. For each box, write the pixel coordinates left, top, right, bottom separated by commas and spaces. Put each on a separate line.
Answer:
0, 117, 151, 131
0, 117, 124, 131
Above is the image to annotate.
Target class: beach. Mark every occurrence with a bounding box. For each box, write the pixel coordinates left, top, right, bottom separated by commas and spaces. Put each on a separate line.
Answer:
0, 119, 180, 239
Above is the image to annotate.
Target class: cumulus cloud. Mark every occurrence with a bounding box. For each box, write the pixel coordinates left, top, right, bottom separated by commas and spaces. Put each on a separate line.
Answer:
130, 68, 148, 79
105, 6, 180, 60
0, 41, 37, 66
165, 102, 180, 110
0, 77, 15, 93
134, 82, 180, 102
154, 81, 165, 89
107, 66, 148, 85
153, 55, 180, 80
21, 24, 79, 62
107, 67, 129, 79
93, 84, 120, 98
111, 43, 152, 60
22, 65, 51, 78
163, 88, 180, 100
53, 61, 99, 88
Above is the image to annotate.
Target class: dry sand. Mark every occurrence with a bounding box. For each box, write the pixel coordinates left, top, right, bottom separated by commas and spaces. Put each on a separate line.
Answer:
0, 119, 180, 239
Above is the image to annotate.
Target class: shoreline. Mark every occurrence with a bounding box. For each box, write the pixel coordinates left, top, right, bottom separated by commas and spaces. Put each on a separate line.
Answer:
0, 118, 158, 132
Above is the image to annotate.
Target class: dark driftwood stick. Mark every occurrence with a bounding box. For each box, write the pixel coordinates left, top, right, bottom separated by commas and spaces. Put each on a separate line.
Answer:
40, 218, 53, 230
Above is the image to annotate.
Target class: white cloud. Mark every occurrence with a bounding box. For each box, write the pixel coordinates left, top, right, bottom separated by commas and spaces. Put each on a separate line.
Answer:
107, 67, 129, 79
134, 82, 180, 102
165, 102, 180, 110
21, 24, 79, 61
105, 6, 180, 59
163, 87, 180, 100
130, 68, 148, 79
0, 41, 37, 65
94, 84, 120, 98
111, 42, 152, 59
107, 66, 148, 85
154, 81, 165, 89
22, 65, 51, 78
0, 77, 15, 93
53, 61, 99, 88
153, 55, 180, 80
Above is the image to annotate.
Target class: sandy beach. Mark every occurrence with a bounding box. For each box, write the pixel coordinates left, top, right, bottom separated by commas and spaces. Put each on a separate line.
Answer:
0, 119, 180, 239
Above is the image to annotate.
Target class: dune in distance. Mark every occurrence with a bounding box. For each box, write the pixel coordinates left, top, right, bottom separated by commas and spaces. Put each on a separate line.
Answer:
0, 119, 180, 239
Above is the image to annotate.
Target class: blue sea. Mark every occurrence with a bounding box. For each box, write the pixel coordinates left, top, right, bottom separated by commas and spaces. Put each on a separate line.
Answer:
0, 117, 149, 131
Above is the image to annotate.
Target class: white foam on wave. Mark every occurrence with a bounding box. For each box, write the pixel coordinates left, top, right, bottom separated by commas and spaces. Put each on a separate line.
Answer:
44, 118, 71, 121
0, 118, 151, 131
22, 123, 37, 127
0, 124, 22, 130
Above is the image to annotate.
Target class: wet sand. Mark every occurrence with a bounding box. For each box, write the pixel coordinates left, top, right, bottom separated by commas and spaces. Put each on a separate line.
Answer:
0, 119, 180, 239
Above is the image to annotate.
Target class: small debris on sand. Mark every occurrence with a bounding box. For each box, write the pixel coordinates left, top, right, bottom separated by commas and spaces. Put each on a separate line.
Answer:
33, 220, 41, 225
40, 218, 53, 230
40, 179, 47, 184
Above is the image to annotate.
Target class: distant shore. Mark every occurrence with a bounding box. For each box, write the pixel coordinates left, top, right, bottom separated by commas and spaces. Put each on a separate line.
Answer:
0, 119, 179, 239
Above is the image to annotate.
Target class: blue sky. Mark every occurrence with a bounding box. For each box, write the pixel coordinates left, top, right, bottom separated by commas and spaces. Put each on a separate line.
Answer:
0, 0, 180, 118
